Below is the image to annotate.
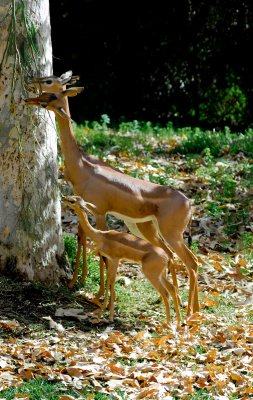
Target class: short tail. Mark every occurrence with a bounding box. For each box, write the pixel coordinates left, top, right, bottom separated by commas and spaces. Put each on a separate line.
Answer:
102, 255, 108, 267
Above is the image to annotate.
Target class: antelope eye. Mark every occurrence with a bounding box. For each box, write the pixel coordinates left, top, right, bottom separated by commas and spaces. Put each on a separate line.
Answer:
45, 79, 53, 85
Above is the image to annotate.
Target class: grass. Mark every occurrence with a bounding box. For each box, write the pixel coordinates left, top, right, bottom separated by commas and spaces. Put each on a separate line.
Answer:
73, 120, 253, 245
0, 379, 77, 400
64, 233, 101, 293
62, 119, 252, 325
2, 118, 252, 399
0, 379, 126, 399
75, 118, 253, 157
72, 117, 253, 248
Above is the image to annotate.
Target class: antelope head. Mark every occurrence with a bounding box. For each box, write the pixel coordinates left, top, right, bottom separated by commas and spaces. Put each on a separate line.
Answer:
24, 87, 84, 120
27, 70, 80, 93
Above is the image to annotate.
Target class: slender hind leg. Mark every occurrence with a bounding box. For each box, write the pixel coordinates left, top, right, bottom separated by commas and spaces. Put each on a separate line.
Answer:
135, 221, 181, 305
157, 199, 199, 317
161, 234, 199, 316
141, 253, 181, 327
102, 259, 119, 321
160, 274, 181, 328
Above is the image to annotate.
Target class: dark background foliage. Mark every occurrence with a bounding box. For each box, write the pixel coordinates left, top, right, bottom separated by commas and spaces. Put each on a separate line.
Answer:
49, 0, 253, 130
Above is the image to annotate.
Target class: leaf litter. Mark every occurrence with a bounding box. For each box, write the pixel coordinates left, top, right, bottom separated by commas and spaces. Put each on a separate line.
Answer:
0, 145, 253, 399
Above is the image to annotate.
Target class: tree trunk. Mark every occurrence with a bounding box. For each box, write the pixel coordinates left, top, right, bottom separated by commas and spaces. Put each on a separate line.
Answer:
0, 0, 69, 284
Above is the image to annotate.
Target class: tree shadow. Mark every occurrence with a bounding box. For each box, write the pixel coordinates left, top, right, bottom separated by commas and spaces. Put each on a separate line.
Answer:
0, 275, 132, 338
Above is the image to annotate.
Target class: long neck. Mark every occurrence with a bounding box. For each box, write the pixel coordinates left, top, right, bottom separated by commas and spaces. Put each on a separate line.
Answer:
56, 97, 81, 161
75, 208, 100, 243
56, 98, 91, 188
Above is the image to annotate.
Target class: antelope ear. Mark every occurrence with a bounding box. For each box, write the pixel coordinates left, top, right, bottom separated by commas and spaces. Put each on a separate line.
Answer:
78, 198, 97, 212
68, 75, 80, 86
83, 201, 97, 212
62, 87, 84, 98
59, 71, 73, 85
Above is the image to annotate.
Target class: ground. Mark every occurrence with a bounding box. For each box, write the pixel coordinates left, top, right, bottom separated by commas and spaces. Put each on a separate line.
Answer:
0, 128, 252, 399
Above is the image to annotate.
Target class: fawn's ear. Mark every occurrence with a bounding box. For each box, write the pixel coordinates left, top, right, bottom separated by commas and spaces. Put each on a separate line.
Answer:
62, 87, 84, 98
82, 200, 97, 212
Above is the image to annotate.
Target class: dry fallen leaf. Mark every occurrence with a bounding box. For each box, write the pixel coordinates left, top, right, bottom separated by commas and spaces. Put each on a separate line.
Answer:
0, 319, 21, 332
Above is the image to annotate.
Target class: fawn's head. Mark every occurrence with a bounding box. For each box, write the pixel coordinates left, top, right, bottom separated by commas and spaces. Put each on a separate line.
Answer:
63, 196, 96, 213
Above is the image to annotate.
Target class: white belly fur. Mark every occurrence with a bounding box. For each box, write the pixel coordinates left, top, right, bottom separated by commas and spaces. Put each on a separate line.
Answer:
109, 211, 155, 240
109, 211, 154, 224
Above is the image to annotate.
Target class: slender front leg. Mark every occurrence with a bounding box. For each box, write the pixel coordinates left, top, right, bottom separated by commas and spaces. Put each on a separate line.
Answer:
102, 259, 119, 322
69, 224, 85, 289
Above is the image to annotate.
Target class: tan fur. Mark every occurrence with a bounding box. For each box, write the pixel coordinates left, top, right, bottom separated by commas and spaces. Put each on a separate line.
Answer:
64, 196, 181, 327
26, 72, 199, 317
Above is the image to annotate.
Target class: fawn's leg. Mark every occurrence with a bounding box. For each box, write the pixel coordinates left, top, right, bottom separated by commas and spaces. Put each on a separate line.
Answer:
102, 258, 119, 321
69, 224, 86, 289
142, 253, 181, 327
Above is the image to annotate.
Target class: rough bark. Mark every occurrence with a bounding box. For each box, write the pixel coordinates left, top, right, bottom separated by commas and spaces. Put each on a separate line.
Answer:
0, 0, 69, 284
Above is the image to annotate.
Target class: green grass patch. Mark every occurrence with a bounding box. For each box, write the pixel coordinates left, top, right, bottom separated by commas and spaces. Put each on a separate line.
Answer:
61, 121, 253, 326
70, 118, 253, 242
64, 233, 102, 293
3, 119, 253, 400
0, 379, 126, 399
0, 379, 78, 400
